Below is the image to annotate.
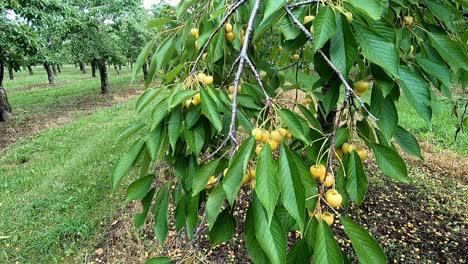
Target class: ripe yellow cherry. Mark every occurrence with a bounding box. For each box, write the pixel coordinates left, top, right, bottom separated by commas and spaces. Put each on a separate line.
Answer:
279, 128, 288, 137
190, 28, 199, 38
344, 12, 353, 23
252, 127, 261, 137
242, 173, 251, 185
205, 176, 217, 190
202, 53, 208, 61
277, 46, 283, 53
225, 23, 233, 33
325, 189, 343, 208
195, 40, 199, 49
228, 84, 242, 94
342, 142, 354, 154
226, 32, 235, 41
261, 131, 270, 142
271, 130, 283, 143
310, 164, 326, 179
404, 16, 414, 25
228, 94, 234, 100
197, 72, 207, 81
255, 129, 264, 141
204, 75, 214, 85
310, 25, 314, 34
255, 144, 263, 156
321, 212, 334, 226
192, 93, 201, 106
323, 173, 334, 187
184, 99, 192, 109
268, 139, 279, 151
223, 168, 228, 176
357, 148, 368, 161
292, 54, 300, 62
354, 81, 369, 93
303, 15, 315, 24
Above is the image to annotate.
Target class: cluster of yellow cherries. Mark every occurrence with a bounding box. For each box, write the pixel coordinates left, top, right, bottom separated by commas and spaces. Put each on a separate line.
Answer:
225, 23, 235, 42
309, 142, 368, 226
251, 127, 291, 155
184, 72, 214, 109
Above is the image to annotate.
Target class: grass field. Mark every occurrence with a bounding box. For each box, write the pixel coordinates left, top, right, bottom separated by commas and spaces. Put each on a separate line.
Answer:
0, 66, 466, 263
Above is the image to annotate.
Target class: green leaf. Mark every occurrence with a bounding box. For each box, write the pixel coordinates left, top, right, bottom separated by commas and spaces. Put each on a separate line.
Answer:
245, 203, 270, 264
278, 109, 311, 144
145, 256, 171, 264
290, 150, 317, 211
428, 31, 468, 71
262, 0, 287, 25
415, 54, 452, 89
313, 6, 337, 51
398, 65, 432, 124
134, 188, 155, 228
150, 98, 170, 131
372, 144, 408, 183
165, 63, 185, 83
287, 239, 311, 264
304, 217, 319, 252
112, 140, 145, 190
209, 208, 236, 246
253, 196, 287, 264
132, 37, 157, 82
116, 122, 146, 145
185, 194, 199, 240
370, 87, 398, 144
168, 89, 198, 108
192, 159, 221, 196
146, 126, 164, 161
147, 17, 173, 29
342, 217, 387, 264
348, 0, 385, 20
330, 14, 358, 77
183, 123, 205, 157
201, 87, 223, 132
168, 109, 182, 151
353, 23, 399, 77
135, 88, 165, 114
206, 184, 226, 230
313, 221, 344, 264
297, 104, 323, 132
394, 126, 423, 159
346, 151, 368, 206
153, 185, 169, 243
126, 174, 155, 202
256, 143, 279, 225
278, 146, 305, 232
223, 137, 255, 205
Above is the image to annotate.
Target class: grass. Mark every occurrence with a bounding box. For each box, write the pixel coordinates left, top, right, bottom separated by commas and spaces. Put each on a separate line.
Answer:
0, 64, 146, 263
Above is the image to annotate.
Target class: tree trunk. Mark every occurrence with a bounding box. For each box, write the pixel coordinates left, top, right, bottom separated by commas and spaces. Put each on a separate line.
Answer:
8, 65, 14, 80
130, 62, 133, 69
79, 62, 86, 74
0, 60, 12, 122
28, 65, 33, 75
142, 62, 148, 81
74, 62, 77, 68
114, 64, 120, 75
91, 59, 97, 77
98, 59, 109, 94
119, 65, 122, 70
44, 62, 55, 84
52, 64, 57, 76
57, 65, 61, 73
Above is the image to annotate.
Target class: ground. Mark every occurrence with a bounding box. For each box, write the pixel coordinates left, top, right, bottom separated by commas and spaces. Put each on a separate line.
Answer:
0, 66, 466, 263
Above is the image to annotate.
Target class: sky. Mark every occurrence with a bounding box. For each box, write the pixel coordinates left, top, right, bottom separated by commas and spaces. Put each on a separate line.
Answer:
143, 0, 180, 9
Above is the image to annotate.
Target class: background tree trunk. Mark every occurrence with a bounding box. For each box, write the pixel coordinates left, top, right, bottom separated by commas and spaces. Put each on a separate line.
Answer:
44, 62, 55, 84
98, 59, 109, 94
0, 60, 12, 122
114, 64, 120, 75
8, 65, 14, 80
52, 64, 57, 76
57, 65, 61, 73
91, 59, 97, 77
130, 62, 133, 69
142, 62, 148, 81
28, 65, 34, 75
79, 62, 86, 74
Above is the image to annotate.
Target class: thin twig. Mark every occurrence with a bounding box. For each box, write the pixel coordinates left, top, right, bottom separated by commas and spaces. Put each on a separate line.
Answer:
245, 56, 272, 103
288, 0, 321, 9
190, 0, 248, 74
219, 56, 241, 88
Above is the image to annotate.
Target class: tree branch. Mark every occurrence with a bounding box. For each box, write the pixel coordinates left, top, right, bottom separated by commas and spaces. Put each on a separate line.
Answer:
288, 0, 321, 10
190, 0, 248, 75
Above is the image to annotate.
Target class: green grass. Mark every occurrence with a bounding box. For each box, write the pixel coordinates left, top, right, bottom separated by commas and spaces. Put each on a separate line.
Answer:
0, 101, 140, 263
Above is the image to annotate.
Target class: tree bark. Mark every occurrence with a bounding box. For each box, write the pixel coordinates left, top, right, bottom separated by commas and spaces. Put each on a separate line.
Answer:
79, 62, 86, 74
142, 62, 148, 81
118, 65, 122, 70
0, 60, 12, 122
91, 59, 97, 77
57, 64, 61, 73
44, 62, 55, 84
52, 64, 57, 76
8, 65, 14, 80
114, 64, 120, 75
98, 59, 109, 94
130, 62, 133, 69
28, 65, 33, 75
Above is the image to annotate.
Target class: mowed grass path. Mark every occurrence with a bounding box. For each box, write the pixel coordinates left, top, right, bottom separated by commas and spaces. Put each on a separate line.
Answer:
0, 65, 144, 263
